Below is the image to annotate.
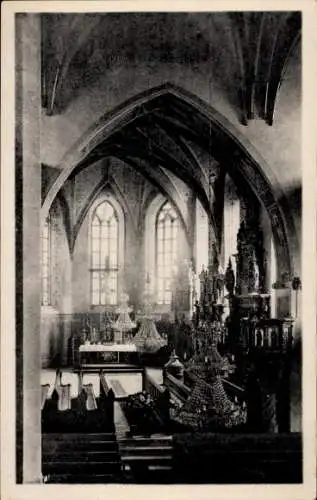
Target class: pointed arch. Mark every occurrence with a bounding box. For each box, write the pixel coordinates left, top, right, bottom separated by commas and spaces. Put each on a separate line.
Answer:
41, 82, 294, 280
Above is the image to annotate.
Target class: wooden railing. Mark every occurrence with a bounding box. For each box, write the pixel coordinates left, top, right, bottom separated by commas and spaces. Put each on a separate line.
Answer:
117, 371, 171, 437
143, 371, 171, 424
163, 372, 191, 405
143, 371, 165, 399
113, 401, 130, 440
222, 378, 246, 406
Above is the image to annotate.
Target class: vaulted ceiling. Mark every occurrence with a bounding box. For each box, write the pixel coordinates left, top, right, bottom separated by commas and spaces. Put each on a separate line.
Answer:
41, 12, 301, 125
40, 12, 301, 277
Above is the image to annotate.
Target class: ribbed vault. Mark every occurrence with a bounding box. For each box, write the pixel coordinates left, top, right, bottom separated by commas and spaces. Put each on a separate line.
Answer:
42, 84, 295, 280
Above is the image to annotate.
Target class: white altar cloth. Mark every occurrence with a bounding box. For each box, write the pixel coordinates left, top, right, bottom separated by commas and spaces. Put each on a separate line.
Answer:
79, 343, 137, 352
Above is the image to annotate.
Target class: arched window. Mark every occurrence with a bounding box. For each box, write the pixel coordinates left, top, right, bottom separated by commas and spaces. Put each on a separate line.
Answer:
91, 200, 119, 306
156, 201, 179, 305
41, 216, 51, 306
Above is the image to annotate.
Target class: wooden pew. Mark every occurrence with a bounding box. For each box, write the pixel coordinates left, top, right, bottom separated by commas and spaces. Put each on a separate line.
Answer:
57, 384, 72, 412
42, 371, 74, 432
83, 383, 98, 411
42, 370, 115, 434
99, 369, 111, 397
143, 371, 171, 425
98, 370, 115, 427
41, 384, 50, 410
163, 372, 191, 405
80, 375, 114, 433
42, 432, 121, 483
172, 432, 302, 483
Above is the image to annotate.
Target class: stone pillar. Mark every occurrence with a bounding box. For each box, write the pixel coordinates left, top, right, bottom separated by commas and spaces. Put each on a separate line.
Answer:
16, 13, 42, 483
185, 189, 196, 263
185, 189, 196, 317
212, 169, 226, 260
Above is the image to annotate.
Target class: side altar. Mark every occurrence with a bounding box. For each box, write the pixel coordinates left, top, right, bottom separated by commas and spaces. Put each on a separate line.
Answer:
76, 292, 139, 367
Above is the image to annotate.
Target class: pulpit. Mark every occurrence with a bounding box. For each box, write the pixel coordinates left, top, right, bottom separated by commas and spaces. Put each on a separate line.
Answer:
240, 317, 294, 353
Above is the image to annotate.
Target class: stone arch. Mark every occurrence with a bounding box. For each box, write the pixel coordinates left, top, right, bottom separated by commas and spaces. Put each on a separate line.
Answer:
41, 83, 295, 280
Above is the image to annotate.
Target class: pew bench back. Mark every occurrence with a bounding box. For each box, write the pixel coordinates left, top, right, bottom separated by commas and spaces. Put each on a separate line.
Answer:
42, 432, 121, 482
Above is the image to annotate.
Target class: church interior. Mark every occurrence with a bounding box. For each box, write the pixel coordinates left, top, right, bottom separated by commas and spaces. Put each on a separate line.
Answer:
15, 11, 302, 484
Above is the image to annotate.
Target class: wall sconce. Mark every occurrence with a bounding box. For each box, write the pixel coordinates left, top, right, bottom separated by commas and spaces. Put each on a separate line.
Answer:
292, 276, 301, 291
292, 276, 301, 319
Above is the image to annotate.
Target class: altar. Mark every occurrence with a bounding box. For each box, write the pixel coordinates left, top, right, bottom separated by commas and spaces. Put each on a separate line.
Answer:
79, 343, 138, 367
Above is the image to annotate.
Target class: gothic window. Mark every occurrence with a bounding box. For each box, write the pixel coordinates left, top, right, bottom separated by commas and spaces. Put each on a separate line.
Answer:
90, 200, 119, 306
156, 201, 179, 305
41, 216, 51, 306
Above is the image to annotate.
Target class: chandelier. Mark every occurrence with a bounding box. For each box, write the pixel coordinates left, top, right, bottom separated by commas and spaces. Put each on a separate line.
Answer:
112, 292, 136, 343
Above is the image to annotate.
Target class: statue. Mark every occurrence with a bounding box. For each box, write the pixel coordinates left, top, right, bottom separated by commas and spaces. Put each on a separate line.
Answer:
215, 265, 225, 304
83, 314, 92, 343
199, 265, 207, 305
253, 251, 260, 292
188, 258, 196, 316
225, 258, 235, 296
211, 242, 219, 274
248, 256, 256, 293
193, 300, 200, 327
102, 311, 114, 343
